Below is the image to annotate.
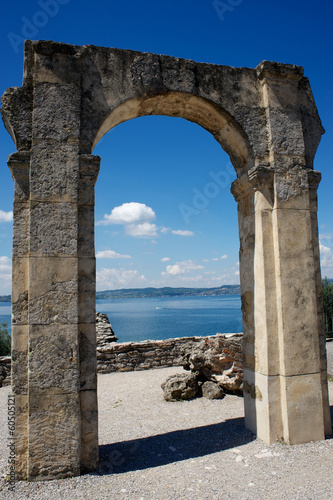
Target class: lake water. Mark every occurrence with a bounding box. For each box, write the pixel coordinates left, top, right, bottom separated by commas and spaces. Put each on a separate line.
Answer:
0, 303, 11, 332
0, 295, 243, 342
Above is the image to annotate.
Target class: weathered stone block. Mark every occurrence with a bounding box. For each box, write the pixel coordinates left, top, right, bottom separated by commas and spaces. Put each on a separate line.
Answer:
78, 206, 95, 257
28, 324, 80, 393
243, 369, 283, 444
29, 257, 78, 325
29, 201, 78, 256
34, 50, 82, 86
11, 257, 29, 326
78, 154, 100, 206
30, 142, 80, 202
33, 83, 80, 142
80, 389, 98, 473
11, 325, 28, 394
13, 394, 28, 480
28, 393, 81, 480
273, 208, 321, 376
79, 324, 97, 391
13, 203, 29, 256
280, 373, 325, 444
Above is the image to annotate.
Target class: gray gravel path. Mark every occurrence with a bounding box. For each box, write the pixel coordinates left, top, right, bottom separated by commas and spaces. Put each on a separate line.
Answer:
0, 358, 332, 499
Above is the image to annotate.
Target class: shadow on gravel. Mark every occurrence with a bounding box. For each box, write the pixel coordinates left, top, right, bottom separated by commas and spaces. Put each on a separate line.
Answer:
97, 417, 255, 475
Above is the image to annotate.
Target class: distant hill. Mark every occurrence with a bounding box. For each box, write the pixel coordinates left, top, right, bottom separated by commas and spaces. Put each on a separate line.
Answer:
2, 279, 333, 302
96, 285, 241, 299
0, 295, 11, 302
0, 286, 240, 303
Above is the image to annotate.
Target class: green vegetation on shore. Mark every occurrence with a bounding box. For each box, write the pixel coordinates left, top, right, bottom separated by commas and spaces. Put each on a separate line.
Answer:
0, 322, 11, 356
323, 277, 333, 338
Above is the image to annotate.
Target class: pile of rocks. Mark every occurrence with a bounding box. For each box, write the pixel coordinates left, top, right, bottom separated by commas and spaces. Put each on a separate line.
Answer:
161, 334, 243, 401
96, 312, 118, 345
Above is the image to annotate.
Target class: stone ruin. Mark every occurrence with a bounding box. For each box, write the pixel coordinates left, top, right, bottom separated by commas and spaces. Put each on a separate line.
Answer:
162, 334, 243, 401
96, 312, 118, 345
1, 40, 331, 480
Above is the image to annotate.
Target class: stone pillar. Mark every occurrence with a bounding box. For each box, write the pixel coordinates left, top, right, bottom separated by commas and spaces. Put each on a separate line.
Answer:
271, 167, 331, 443
232, 165, 284, 444
78, 154, 100, 473
8, 151, 30, 479
26, 82, 81, 480
232, 163, 331, 444
9, 80, 100, 479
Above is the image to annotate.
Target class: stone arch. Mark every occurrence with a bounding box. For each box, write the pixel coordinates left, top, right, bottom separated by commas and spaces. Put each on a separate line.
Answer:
90, 92, 254, 175
1, 40, 331, 481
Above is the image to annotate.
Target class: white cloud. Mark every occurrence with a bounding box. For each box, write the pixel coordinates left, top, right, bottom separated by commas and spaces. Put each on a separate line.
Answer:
162, 260, 204, 277
96, 267, 146, 290
203, 254, 228, 263
0, 256, 12, 272
320, 242, 333, 272
97, 202, 159, 238
0, 256, 12, 294
171, 230, 194, 236
161, 257, 170, 262
99, 202, 156, 225
164, 264, 184, 276
96, 250, 131, 259
0, 210, 13, 223
319, 233, 333, 241
152, 261, 241, 287
160, 227, 170, 234
156, 269, 239, 288
125, 222, 158, 238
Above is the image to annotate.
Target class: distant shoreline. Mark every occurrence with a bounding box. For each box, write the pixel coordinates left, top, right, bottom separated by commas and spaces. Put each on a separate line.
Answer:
0, 285, 241, 303
96, 285, 241, 300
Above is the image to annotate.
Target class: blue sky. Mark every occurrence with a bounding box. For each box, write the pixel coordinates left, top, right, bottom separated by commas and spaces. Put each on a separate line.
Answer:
0, 0, 332, 293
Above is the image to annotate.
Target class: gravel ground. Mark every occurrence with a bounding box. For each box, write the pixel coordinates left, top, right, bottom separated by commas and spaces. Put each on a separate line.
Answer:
0, 357, 332, 499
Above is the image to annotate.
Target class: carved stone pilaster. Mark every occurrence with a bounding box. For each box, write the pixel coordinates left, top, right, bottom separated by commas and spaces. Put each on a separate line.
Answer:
8, 151, 30, 202
78, 154, 100, 207
79, 154, 100, 184
307, 169, 321, 213
230, 174, 252, 202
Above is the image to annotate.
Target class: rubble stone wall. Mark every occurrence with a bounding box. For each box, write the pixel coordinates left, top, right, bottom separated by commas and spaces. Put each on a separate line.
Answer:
97, 334, 243, 373
0, 334, 242, 385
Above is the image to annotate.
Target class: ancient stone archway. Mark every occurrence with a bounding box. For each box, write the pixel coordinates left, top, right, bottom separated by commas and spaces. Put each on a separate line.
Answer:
1, 40, 331, 481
